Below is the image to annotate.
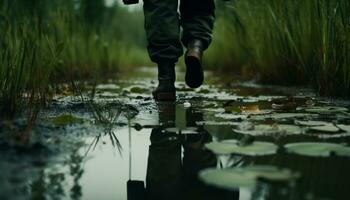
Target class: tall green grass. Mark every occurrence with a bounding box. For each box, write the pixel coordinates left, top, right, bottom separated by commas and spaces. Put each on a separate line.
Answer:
207, 0, 350, 97
0, 0, 149, 119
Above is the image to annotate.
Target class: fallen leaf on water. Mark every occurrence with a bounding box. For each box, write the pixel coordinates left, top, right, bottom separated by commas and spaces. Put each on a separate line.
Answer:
240, 105, 271, 115
241, 105, 259, 112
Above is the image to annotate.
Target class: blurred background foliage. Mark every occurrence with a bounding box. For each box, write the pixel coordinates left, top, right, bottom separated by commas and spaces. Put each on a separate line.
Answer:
0, 0, 349, 118
0, 0, 148, 118
209, 0, 350, 97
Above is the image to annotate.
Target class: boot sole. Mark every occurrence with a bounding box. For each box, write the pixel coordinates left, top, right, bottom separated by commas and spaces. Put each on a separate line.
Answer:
185, 55, 203, 88
153, 92, 176, 101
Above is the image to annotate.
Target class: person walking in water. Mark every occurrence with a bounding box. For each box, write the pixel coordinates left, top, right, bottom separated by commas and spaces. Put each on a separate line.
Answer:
124, 0, 215, 101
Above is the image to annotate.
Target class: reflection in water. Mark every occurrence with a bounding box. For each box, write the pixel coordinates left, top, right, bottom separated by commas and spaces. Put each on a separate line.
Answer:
70, 147, 84, 200
85, 102, 132, 157
85, 130, 123, 157
29, 144, 85, 200
140, 102, 239, 200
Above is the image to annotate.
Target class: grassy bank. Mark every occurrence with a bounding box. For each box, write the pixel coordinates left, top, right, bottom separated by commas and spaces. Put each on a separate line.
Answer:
206, 0, 350, 97
0, 0, 149, 118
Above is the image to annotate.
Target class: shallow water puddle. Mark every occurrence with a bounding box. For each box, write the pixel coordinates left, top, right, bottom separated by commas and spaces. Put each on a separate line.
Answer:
80, 128, 150, 200
1, 67, 350, 200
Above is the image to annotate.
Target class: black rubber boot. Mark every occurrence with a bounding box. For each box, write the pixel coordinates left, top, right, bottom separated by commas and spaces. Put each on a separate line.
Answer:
152, 62, 176, 101
185, 39, 204, 89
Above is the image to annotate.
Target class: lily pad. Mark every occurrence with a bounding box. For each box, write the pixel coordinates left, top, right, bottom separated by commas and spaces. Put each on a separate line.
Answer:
295, 120, 329, 127
129, 86, 149, 94
95, 84, 120, 90
234, 124, 302, 136
196, 121, 241, 126
202, 108, 226, 113
284, 142, 350, 157
199, 166, 299, 190
215, 113, 248, 120
251, 113, 317, 121
336, 124, 350, 132
308, 124, 340, 133
197, 88, 211, 94
272, 102, 297, 111
205, 140, 278, 156
305, 106, 348, 114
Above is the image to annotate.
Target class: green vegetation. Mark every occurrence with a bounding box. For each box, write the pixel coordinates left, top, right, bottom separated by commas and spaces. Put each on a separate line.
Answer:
1, 0, 350, 119
0, 0, 148, 119
207, 0, 350, 97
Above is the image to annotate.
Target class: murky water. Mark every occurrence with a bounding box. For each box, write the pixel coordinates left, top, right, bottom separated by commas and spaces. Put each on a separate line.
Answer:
1, 67, 350, 200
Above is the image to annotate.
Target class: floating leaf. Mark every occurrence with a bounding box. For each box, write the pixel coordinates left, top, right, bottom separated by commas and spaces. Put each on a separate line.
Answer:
205, 140, 278, 156
241, 105, 259, 112
224, 106, 241, 113
196, 121, 241, 126
95, 84, 120, 90
197, 88, 210, 94
128, 86, 149, 94
202, 108, 225, 113
241, 105, 271, 115
238, 135, 255, 146
48, 114, 84, 126
234, 124, 302, 136
284, 142, 350, 157
272, 97, 315, 111
244, 166, 299, 182
305, 106, 348, 114
308, 124, 339, 133
336, 124, 350, 132
295, 120, 329, 126
215, 113, 248, 120
200, 168, 255, 190
130, 87, 147, 94
199, 166, 299, 190
272, 102, 297, 111
251, 113, 317, 121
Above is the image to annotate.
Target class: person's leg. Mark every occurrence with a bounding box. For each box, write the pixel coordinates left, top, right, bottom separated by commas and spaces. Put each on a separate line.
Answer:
143, 0, 183, 100
180, 0, 215, 50
180, 0, 215, 88
144, 0, 183, 63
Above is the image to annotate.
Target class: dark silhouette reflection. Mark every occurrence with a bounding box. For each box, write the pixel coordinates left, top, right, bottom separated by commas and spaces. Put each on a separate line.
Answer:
144, 102, 239, 200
